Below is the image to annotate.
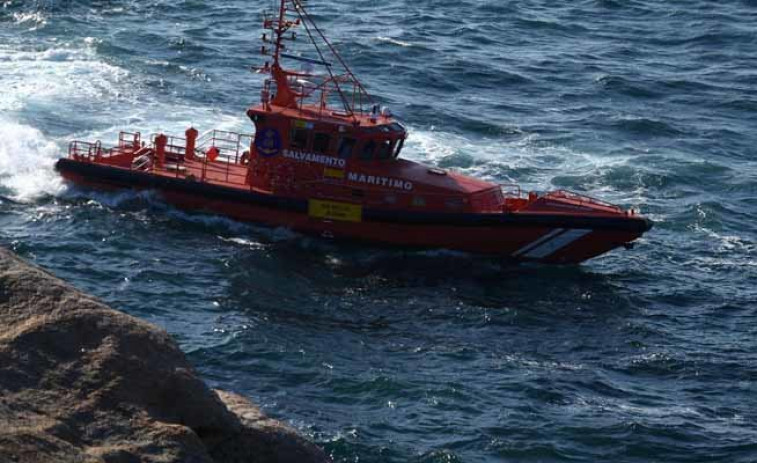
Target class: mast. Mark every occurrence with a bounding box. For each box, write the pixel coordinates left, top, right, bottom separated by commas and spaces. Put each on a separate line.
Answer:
267, 0, 299, 108
258, 0, 375, 121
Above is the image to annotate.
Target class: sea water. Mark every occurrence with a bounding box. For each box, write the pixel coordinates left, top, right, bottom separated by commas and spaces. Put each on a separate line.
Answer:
1, 1, 756, 461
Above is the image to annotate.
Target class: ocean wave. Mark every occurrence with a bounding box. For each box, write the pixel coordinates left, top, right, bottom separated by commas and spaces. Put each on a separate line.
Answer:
594, 74, 663, 99
11, 10, 47, 29
0, 41, 130, 112
1, 1, 756, 461
375, 36, 413, 48
608, 116, 684, 137
0, 119, 63, 201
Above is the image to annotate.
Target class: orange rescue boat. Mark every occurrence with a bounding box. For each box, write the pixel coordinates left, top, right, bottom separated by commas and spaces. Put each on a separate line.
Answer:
56, 0, 652, 264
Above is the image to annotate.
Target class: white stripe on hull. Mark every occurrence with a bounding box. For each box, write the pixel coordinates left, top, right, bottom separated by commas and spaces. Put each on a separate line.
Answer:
522, 228, 593, 259
511, 228, 565, 257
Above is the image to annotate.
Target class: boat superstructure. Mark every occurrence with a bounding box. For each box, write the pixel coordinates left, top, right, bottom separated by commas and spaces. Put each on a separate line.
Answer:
56, 0, 651, 264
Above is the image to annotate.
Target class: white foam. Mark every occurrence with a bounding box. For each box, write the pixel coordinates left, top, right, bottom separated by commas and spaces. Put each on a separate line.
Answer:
375, 36, 413, 48
0, 29, 261, 204
0, 42, 129, 112
403, 129, 465, 162
404, 127, 643, 203
0, 38, 135, 201
685, 226, 756, 269
0, 119, 64, 201
64, 189, 158, 209
217, 236, 268, 250
12, 11, 47, 30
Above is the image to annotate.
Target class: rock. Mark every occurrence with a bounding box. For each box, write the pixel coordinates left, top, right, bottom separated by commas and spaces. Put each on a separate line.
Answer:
0, 248, 329, 463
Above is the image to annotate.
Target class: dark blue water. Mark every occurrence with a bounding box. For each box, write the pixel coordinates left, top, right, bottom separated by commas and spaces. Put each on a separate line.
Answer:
2, 1, 756, 461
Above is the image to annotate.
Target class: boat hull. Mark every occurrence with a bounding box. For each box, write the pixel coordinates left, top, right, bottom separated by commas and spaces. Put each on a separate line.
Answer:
56, 159, 651, 264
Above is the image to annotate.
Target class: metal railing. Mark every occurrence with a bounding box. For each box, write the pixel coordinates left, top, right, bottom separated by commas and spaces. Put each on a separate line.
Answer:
118, 131, 141, 149
151, 133, 187, 160
195, 129, 254, 165
499, 183, 524, 198
189, 130, 253, 185
72, 132, 610, 213
547, 190, 622, 211
69, 130, 253, 188
69, 140, 108, 161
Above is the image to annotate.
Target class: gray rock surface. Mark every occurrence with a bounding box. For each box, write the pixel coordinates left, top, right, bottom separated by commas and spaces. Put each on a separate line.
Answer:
0, 247, 329, 463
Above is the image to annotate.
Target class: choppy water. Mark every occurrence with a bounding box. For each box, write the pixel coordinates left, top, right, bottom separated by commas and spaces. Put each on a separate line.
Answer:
2, 1, 756, 461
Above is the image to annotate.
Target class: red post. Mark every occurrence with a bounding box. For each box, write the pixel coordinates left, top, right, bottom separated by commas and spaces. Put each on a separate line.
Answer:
155, 134, 167, 168
185, 127, 198, 161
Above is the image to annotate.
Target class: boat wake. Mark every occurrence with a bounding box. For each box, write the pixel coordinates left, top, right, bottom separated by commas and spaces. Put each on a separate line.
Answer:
0, 118, 63, 202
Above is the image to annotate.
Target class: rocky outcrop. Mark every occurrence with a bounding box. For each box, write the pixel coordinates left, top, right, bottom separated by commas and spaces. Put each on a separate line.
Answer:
0, 248, 329, 463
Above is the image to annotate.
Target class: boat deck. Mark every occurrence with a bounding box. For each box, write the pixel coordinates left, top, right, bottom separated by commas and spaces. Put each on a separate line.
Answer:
152, 158, 252, 190
69, 129, 265, 192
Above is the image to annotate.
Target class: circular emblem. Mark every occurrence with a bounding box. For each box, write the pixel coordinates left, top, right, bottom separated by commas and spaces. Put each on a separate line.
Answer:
255, 128, 282, 158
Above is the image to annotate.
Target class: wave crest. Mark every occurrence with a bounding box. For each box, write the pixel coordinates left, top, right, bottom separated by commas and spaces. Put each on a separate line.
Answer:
0, 119, 64, 202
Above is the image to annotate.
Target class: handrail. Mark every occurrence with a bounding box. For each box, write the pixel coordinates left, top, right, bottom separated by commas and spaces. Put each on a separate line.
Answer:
195, 129, 254, 165
68, 135, 539, 214
69, 140, 110, 161
499, 183, 524, 198
547, 189, 621, 210
68, 129, 253, 187
118, 131, 141, 148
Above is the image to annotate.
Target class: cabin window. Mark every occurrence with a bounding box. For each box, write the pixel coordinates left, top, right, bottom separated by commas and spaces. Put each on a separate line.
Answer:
377, 140, 393, 160
291, 128, 308, 150
337, 137, 356, 158
361, 140, 376, 160
313, 133, 331, 154
394, 138, 405, 158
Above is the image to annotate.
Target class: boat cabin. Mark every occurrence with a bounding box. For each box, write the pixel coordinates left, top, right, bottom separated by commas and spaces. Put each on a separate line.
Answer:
238, 0, 503, 212
248, 105, 405, 161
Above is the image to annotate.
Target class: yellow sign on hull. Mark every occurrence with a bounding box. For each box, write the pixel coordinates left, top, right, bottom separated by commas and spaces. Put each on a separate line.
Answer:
323, 167, 345, 179
308, 199, 362, 222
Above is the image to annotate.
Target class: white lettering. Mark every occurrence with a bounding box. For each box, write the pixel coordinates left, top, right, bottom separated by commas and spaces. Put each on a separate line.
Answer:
280, 152, 415, 191
340, 171, 414, 191
283, 149, 345, 168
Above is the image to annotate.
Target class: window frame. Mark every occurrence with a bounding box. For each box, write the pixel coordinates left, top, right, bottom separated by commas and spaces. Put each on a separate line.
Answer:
337, 136, 356, 159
